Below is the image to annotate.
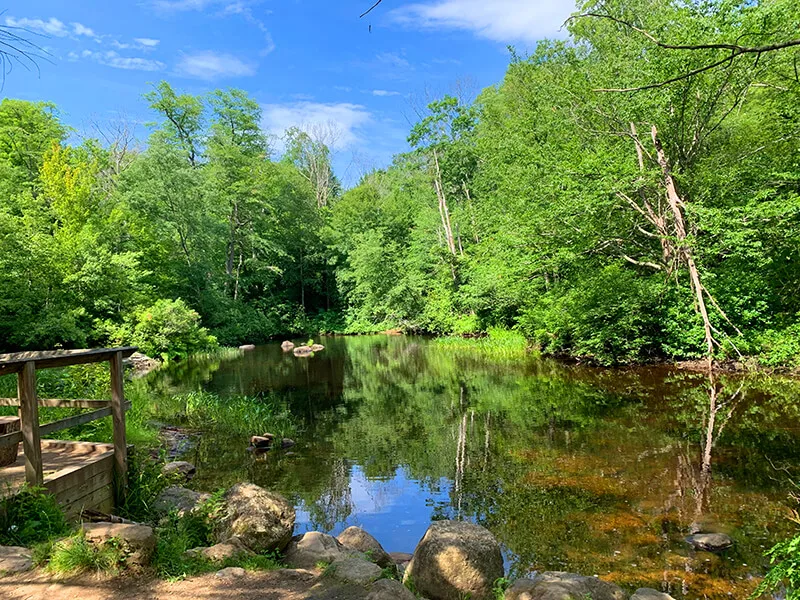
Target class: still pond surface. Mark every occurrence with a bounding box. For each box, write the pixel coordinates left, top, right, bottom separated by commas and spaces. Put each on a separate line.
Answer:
146, 335, 800, 599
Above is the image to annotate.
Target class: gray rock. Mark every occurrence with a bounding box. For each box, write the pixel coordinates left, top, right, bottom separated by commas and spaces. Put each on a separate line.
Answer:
216, 482, 296, 553
281, 438, 296, 449
504, 573, 626, 600
368, 578, 416, 600
216, 566, 247, 579
82, 522, 156, 567
0, 546, 32, 574
281, 341, 296, 352
153, 485, 209, 516
337, 526, 393, 569
686, 533, 733, 552
329, 555, 383, 586
186, 538, 254, 563
285, 531, 345, 569
162, 461, 197, 482
293, 346, 314, 357
404, 520, 504, 600
631, 589, 677, 600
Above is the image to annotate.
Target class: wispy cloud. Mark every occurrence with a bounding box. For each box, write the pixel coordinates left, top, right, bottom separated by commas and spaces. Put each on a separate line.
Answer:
262, 102, 372, 149
112, 38, 161, 51
5, 16, 69, 36
135, 38, 161, 48
81, 49, 165, 71
372, 89, 401, 97
176, 51, 256, 80
71, 22, 97, 38
375, 52, 411, 69
390, 0, 573, 44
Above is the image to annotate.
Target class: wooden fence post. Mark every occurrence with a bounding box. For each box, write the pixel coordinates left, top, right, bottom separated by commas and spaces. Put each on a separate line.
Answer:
18, 361, 43, 486
109, 351, 127, 507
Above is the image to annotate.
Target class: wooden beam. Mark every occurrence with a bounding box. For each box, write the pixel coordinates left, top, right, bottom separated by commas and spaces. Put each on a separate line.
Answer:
0, 347, 137, 377
110, 351, 127, 507
18, 361, 42, 486
0, 430, 23, 448
0, 398, 111, 408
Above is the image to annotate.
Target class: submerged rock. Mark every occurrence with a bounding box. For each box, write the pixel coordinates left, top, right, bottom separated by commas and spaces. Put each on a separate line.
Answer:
216, 482, 296, 553
285, 531, 345, 569
404, 520, 504, 600
631, 589, 677, 600
310, 344, 325, 352
293, 346, 314, 357
504, 573, 626, 600
162, 460, 196, 482
337, 526, 393, 569
0, 546, 32, 574
686, 533, 733, 552
281, 341, 296, 352
82, 522, 156, 567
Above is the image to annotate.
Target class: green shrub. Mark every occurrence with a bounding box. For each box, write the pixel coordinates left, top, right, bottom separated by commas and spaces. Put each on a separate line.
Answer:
752, 532, 800, 599
756, 322, 800, 369
109, 299, 218, 361
118, 451, 174, 523
0, 487, 69, 546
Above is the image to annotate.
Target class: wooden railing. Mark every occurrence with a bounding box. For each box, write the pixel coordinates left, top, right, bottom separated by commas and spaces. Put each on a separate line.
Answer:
0, 347, 136, 505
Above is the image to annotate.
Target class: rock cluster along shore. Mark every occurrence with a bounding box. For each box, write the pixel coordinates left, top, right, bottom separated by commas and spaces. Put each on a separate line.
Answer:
0, 474, 691, 599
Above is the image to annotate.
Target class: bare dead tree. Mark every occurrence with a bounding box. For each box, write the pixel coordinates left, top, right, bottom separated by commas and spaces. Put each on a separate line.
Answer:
0, 17, 51, 88
286, 121, 341, 209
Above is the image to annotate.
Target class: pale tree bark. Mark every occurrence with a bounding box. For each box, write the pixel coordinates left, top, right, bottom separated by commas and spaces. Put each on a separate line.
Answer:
432, 148, 457, 256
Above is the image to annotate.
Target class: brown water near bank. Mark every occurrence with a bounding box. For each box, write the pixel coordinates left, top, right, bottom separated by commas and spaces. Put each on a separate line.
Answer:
143, 335, 800, 599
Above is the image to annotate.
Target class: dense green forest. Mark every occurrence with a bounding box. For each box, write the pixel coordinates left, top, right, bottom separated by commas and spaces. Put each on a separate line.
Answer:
1, 0, 799, 365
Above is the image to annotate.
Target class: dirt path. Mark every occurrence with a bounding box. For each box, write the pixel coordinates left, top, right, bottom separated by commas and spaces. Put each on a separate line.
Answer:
0, 567, 371, 600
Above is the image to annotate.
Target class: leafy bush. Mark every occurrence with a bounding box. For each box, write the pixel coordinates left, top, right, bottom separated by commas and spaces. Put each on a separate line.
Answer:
756, 322, 800, 369
115, 299, 218, 361
752, 532, 800, 599
0, 487, 69, 546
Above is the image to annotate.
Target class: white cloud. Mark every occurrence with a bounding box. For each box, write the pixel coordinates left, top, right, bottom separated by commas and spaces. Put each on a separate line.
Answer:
261, 102, 372, 149
390, 0, 573, 44
72, 22, 97, 37
151, 0, 213, 10
135, 38, 161, 48
372, 89, 401, 97
83, 50, 165, 71
375, 52, 410, 69
176, 51, 256, 80
5, 16, 69, 36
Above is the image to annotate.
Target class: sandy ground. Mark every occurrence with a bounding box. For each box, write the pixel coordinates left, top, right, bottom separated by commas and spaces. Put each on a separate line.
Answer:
0, 567, 373, 600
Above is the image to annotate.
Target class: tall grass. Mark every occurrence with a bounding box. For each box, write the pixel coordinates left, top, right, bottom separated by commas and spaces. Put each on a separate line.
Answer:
433, 328, 534, 360
0, 486, 69, 546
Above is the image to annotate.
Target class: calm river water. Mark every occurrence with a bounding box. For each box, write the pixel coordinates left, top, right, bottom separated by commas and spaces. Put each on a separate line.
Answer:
145, 335, 800, 599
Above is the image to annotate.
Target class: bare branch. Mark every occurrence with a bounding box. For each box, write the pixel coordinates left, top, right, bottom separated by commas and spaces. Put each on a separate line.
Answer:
360, 0, 384, 19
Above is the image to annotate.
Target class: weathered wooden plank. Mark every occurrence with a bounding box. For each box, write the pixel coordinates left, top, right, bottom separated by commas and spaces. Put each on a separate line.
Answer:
53, 470, 114, 508
0, 347, 137, 377
0, 398, 111, 408
62, 484, 114, 521
35, 402, 131, 438
18, 362, 42, 486
0, 430, 23, 448
110, 351, 127, 507
43, 452, 113, 496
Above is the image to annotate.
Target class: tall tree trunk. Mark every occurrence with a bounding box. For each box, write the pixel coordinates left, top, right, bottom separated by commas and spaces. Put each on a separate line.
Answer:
432, 148, 457, 256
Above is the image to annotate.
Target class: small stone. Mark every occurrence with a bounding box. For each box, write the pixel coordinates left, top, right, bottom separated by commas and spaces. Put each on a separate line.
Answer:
251, 435, 274, 449
216, 566, 247, 579
310, 344, 325, 352
190, 539, 254, 563
281, 341, 296, 352
281, 438, 296, 449
686, 533, 733, 552
631, 589, 677, 600
0, 546, 32, 574
337, 526, 393, 569
329, 555, 383, 586
368, 578, 416, 600
162, 461, 197, 482
82, 522, 156, 567
293, 346, 314, 357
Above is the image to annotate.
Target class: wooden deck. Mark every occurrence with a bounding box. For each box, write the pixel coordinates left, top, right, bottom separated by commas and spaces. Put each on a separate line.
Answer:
1, 440, 115, 519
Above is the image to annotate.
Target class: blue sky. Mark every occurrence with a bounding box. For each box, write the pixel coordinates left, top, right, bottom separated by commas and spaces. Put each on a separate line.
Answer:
5, 0, 575, 184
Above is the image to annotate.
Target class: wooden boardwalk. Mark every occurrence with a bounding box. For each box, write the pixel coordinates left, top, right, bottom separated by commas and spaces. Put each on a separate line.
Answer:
0, 347, 136, 518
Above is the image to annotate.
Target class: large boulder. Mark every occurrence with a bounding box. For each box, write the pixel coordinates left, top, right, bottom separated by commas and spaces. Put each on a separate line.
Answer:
0, 546, 32, 574
285, 532, 345, 569
686, 533, 733, 552
329, 555, 383, 586
631, 589, 677, 600
153, 486, 209, 516
504, 573, 626, 600
368, 578, 416, 600
82, 522, 156, 567
404, 520, 504, 600
216, 482, 296, 552
337, 526, 393, 568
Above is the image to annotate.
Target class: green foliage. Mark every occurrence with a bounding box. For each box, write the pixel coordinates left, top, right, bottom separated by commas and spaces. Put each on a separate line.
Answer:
46, 534, 127, 576
752, 532, 800, 599
0, 487, 69, 547
118, 451, 175, 523
122, 299, 219, 361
